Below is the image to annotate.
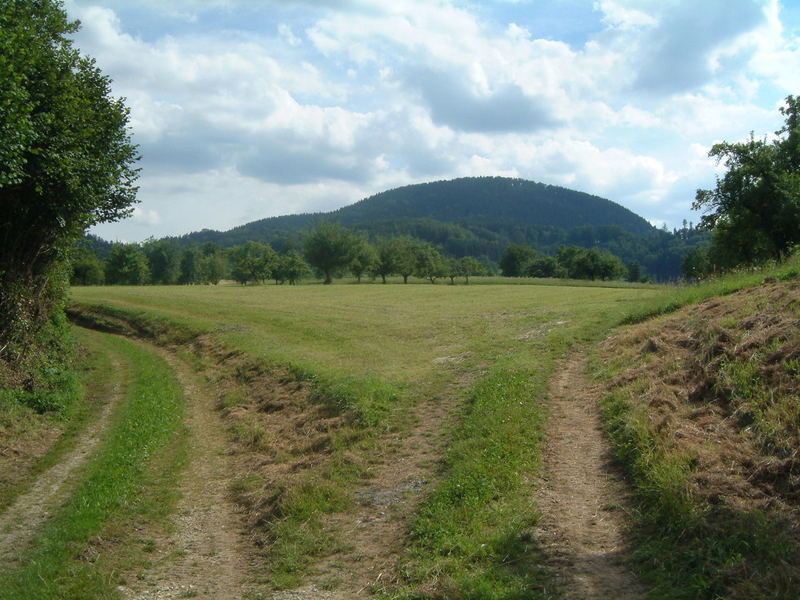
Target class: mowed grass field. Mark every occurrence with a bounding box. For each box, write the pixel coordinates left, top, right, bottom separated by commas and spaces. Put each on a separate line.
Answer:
71, 281, 662, 391
69, 280, 666, 597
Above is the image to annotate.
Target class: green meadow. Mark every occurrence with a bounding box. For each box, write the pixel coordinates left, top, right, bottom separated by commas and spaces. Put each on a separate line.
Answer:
70, 280, 661, 390
69, 280, 664, 596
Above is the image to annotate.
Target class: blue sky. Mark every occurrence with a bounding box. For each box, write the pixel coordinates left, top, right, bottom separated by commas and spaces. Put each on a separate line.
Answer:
64, 0, 800, 242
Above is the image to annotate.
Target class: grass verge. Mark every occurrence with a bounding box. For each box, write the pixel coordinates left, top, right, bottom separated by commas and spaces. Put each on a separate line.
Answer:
621, 252, 800, 324
0, 330, 186, 600
0, 327, 117, 512
599, 386, 800, 599
593, 265, 800, 599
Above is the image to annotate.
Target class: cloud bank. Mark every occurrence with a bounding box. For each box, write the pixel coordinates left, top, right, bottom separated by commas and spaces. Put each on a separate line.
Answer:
63, 0, 799, 240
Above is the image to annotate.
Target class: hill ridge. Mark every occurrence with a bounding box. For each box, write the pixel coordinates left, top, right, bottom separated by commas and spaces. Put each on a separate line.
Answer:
178, 176, 654, 249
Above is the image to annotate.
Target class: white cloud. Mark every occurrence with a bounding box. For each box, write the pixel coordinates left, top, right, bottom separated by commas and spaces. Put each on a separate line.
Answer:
131, 206, 162, 226
65, 0, 800, 241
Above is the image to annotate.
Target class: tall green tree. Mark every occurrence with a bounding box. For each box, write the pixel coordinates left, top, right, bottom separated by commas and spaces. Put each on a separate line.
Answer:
70, 248, 105, 286
274, 251, 311, 285
349, 237, 378, 283
372, 238, 399, 284
105, 243, 150, 285
459, 256, 485, 284
178, 246, 202, 284
390, 236, 420, 284
230, 241, 277, 285
694, 96, 800, 267
414, 243, 447, 284
499, 244, 537, 276
198, 252, 227, 285
524, 254, 562, 278
0, 0, 139, 366
144, 239, 181, 285
304, 222, 358, 284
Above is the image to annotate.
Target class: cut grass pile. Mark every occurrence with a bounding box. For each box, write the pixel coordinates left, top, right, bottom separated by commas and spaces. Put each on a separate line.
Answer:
592, 265, 800, 599
0, 330, 186, 600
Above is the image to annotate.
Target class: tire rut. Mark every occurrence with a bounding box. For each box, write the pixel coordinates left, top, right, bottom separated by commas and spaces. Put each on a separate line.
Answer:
0, 356, 123, 564
533, 353, 646, 600
119, 344, 253, 600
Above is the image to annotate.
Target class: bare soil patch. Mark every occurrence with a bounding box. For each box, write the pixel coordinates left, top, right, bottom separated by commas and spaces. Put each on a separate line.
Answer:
533, 353, 646, 600
0, 357, 122, 563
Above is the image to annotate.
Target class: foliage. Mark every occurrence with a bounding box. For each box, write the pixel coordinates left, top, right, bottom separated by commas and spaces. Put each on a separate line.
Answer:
681, 246, 711, 281
556, 245, 627, 280
0, 0, 138, 374
143, 238, 181, 285
500, 243, 626, 281
348, 236, 378, 283
177, 245, 202, 284
197, 244, 227, 284
459, 256, 485, 284
413, 242, 447, 283
388, 236, 419, 284
229, 240, 277, 285
303, 222, 358, 284
274, 251, 311, 285
372, 238, 399, 284
104, 243, 150, 285
70, 248, 105, 285
694, 96, 800, 268
499, 244, 538, 276
525, 254, 563, 278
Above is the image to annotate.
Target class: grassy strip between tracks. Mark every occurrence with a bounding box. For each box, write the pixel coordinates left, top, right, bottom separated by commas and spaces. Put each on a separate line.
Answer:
385, 360, 553, 600
0, 330, 186, 600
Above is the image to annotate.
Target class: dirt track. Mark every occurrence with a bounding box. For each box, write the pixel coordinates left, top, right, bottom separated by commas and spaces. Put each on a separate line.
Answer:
533, 353, 646, 600
119, 346, 253, 600
1, 330, 648, 599
0, 356, 123, 564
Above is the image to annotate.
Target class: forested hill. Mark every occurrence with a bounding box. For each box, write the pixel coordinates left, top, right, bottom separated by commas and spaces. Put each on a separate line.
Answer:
180, 177, 654, 247
331, 178, 653, 234
173, 176, 705, 280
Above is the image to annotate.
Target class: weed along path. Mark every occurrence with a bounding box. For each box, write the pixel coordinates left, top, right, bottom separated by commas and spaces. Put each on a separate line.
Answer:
533, 353, 645, 600
120, 345, 253, 600
0, 357, 123, 563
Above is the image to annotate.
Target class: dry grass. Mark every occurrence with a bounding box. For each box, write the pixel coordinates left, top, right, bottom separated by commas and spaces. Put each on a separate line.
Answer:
595, 279, 800, 599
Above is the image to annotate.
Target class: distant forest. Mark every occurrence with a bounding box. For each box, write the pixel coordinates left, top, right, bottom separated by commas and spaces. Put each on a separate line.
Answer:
84, 177, 709, 281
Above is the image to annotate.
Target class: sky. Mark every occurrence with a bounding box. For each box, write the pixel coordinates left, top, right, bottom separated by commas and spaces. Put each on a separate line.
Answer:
63, 0, 800, 242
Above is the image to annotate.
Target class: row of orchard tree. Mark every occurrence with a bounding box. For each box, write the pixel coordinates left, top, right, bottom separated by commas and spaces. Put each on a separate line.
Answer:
73, 220, 641, 286
71, 223, 491, 286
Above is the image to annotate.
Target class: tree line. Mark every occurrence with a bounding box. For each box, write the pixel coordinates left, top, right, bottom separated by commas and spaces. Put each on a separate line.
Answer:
72, 224, 491, 286
499, 243, 643, 282
1, 0, 139, 388
72, 221, 647, 286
